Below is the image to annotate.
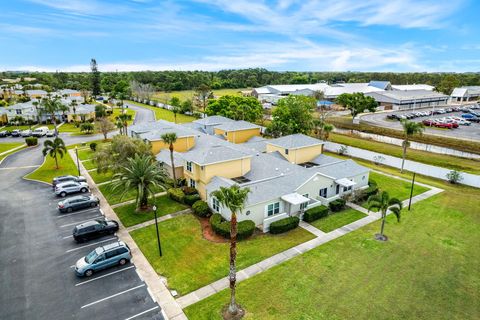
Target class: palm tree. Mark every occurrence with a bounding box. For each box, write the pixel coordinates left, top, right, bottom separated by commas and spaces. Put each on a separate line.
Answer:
40, 97, 63, 136
322, 123, 334, 140
210, 185, 250, 318
117, 113, 130, 135
367, 191, 403, 241
160, 132, 178, 187
110, 154, 167, 210
42, 138, 67, 170
70, 100, 78, 121
400, 120, 424, 173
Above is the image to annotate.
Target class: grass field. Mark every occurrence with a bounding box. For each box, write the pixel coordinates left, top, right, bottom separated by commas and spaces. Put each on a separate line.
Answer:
310, 208, 367, 233
88, 169, 114, 184
81, 159, 97, 170
109, 107, 136, 125
0, 144, 27, 161
151, 88, 248, 102
25, 152, 77, 183
98, 183, 165, 205
113, 195, 188, 227
131, 214, 316, 295
126, 101, 195, 123
329, 133, 480, 174
184, 169, 480, 320
0, 142, 24, 154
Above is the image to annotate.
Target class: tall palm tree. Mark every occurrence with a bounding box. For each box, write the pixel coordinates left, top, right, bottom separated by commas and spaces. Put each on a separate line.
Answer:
110, 154, 167, 210
117, 113, 130, 136
400, 120, 424, 173
40, 97, 63, 136
160, 132, 178, 187
367, 191, 403, 241
210, 185, 250, 318
70, 100, 78, 121
322, 123, 334, 140
42, 138, 67, 170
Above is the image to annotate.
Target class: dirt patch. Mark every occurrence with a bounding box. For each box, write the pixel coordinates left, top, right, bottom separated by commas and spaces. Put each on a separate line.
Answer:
198, 216, 228, 243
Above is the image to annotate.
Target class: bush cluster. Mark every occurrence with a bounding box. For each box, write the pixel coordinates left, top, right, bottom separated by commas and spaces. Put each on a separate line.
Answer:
209, 213, 255, 240
184, 194, 201, 206
192, 200, 211, 217
329, 198, 346, 212
25, 137, 38, 146
167, 188, 185, 203
303, 205, 329, 222
182, 186, 198, 195
90, 142, 97, 152
269, 216, 299, 234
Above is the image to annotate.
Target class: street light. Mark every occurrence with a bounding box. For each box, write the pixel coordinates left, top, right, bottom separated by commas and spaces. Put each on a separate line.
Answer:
152, 205, 163, 257
75, 146, 80, 176
408, 172, 416, 211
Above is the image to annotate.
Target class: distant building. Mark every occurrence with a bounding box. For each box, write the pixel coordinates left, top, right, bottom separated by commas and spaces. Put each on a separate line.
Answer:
450, 86, 480, 102
366, 90, 448, 110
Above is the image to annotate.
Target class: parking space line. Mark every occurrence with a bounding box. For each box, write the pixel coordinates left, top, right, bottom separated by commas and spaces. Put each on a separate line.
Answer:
59, 216, 102, 228
66, 237, 116, 253
147, 287, 156, 303
57, 208, 99, 218
124, 306, 159, 320
62, 235, 73, 239
135, 269, 144, 282
80, 284, 145, 309
75, 266, 135, 286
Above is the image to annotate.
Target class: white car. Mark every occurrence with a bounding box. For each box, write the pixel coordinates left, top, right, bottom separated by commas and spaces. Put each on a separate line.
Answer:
46, 129, 55, 137
32, 126, 49, 137
20, 129, 32, 137
55, 181, 90, 197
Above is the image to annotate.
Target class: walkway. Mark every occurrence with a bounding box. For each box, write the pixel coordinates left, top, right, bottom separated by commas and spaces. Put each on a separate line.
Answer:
324, 141, 480, 188
177, 183, 444, 309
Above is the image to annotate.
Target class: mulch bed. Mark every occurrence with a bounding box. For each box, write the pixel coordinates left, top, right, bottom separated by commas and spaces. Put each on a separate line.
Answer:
198, 216, 228, 243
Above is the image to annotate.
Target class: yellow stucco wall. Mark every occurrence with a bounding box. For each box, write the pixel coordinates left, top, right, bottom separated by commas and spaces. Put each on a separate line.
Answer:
213, 128, 260, 144
67, 112, 96, 123
150, 136, 195, 155
266, 143, 323, 164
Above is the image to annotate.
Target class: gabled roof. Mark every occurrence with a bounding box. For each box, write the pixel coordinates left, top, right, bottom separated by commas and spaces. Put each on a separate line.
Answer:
193, 115, 233, 126
267, 133, 323, 149
182, 145, 251, 165
369, 80, 391, 90
214, 120, 260, 132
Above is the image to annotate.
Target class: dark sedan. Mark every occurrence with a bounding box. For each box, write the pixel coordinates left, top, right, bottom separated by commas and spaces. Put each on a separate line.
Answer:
58, 195, 99, 213
52, 175, 86, 189
73, 219, 119, 242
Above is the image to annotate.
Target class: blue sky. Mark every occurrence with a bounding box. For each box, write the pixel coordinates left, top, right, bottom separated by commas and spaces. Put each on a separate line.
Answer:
0, 0, 479, 72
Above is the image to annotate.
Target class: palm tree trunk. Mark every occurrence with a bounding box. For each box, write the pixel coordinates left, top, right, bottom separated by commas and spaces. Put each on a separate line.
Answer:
52, 114, 58, 136
170, 146, 177, 188
380, 211, 386, 237
140, 190, 148, 209
227, 212, 239, 315
401, 140, 407, 173
54, 155, 59, 169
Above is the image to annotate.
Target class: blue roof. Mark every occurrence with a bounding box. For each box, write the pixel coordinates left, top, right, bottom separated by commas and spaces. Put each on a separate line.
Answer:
317, 100, 333, 106
368, 81, 391, 90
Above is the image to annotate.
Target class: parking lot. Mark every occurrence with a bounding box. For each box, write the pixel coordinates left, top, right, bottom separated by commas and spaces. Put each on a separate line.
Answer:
0, 148, 164, 320
361, 105, 480, 141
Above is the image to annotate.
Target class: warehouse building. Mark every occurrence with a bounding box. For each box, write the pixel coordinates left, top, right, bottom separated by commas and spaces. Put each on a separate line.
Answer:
366, 90, 449, 110
450, 86, 480, 102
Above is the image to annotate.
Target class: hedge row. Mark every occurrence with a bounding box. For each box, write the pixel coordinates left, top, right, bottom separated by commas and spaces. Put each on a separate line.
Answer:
269, 216, 299, 234
329, 198, 346, 212
192, 200, 210, 217
209, 213, 255, 240
184, 194, 201, 206
167, 188, 185, 203
25, 137, 38, 146
303, 205, 329, 222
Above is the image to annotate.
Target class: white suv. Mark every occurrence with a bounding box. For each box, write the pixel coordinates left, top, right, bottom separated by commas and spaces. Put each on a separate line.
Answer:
55, 181, 89, 197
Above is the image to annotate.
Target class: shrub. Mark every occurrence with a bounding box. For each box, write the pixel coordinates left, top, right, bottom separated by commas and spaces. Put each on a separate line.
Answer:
89, 142, 97, 152
167, 188, 185, 203
446, 170, 463, 184
210, 213, 255, 240
25, 137, 38, 146
329, 198, 346, 212
182, 186, 198, 195
303, 205, 329, 222
269, 216, 299, 234
185, 194, 201, 206
192, 200, 210, 217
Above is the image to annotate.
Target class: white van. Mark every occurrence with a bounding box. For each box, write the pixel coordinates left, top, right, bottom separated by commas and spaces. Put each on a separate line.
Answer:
32, 126, 49, 137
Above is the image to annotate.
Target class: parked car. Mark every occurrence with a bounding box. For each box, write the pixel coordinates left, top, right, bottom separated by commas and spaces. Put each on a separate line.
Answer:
386, 114, 399, 120
11, 129, 21, 137
58, 195, 99, 213
55, 181, 89, 197
75, 241, 130, 277
461, 114, 480, 122
20, 129, 32, 137
52, 175, 86, 189
435, 122, 453, 129
72, 218, 119, 242
32, 126, 49, 137
46, 129, 55, 137
422, 119, 437, 126
0, 130, 8, 137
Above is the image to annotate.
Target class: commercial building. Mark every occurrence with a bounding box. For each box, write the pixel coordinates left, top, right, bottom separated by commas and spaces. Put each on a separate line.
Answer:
450, 86, 480, 102
365, 90, 449, 110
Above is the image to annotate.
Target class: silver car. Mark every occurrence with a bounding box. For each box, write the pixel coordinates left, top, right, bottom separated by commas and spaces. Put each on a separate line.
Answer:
55, 181, 89, 197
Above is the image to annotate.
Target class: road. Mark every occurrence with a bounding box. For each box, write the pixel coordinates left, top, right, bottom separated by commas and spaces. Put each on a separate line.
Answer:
0, 104, 163, 320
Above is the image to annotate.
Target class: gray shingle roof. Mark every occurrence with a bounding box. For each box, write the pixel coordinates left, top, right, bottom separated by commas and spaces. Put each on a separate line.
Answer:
182, 144, 251, 165
193, 115, 233, 126
267, 133, 323, 149
156, 150, 184, 167
313, 159, 369, 180
214, 120, 260, 131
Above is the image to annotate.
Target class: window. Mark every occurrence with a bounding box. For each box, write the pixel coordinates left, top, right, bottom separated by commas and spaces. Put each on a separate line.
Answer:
319, 188, 327, 198
300, 202, 308, 210
266, 202, 280, 216
116, 247, 128, 255
105, 250, 117, 259
186, 161, 192, 172
303, 193, 309, 198
336, 185, 340, 194
16, 109, 22, 115
285, 149, 289, 155
212, 197, 220, 212
343, 186, 348, 192
189, 179, 196, 188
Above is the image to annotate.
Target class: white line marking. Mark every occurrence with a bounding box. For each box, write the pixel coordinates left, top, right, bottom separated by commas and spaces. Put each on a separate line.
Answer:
70, 265, 75, 268
0, 165, 39, 170
160, 308, 167, 320
124, 306, 159, 320
135, 269, 144, 282
75, 266, 135, 286
57, 208, 99, 218
146, 287, 156, 303
80, 284, 145, 309
66, 238, 116, 253
62, 235, 73, 239
59, 216, 102, 228
99, 208, 104, 216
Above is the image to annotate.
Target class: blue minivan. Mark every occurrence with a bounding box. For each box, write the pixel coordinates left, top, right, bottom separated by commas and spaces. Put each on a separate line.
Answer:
75, 241, 131, 277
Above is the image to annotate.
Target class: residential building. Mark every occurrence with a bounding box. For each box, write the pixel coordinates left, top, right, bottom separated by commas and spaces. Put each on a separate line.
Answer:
450, 86, 480, 102
25, 90, 48, 99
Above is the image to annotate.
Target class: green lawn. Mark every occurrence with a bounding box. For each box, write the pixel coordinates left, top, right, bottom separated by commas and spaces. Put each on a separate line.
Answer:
329, 133, 480, 174
109, 107, 136, 125
126, 101, 195, 123
310, 208, 367, 233
185, 174, 480, 319
77, 148, 95, 160
25, 152, 77, 183
113, 195, 188, 227
88, 169, 114, 184
131, 214, 316, 295
0, 142, 24, 154
0, 144, 28, 161
98, 183, 165, 205
82, 160, 97, 170
151, 88, 248, 102
58, 122, 82, 133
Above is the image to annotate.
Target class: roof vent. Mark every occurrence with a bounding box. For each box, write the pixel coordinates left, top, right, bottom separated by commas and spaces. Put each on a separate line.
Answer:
275, 168, 279, 171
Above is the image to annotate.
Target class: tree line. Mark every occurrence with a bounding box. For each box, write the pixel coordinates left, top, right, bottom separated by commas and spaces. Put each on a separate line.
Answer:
2, 69, 479, 95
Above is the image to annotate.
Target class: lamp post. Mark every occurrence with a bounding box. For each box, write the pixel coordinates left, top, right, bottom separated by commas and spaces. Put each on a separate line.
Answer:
152, 205, 163, 257
75, 146, 80, 176
408, 172, 416, 211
